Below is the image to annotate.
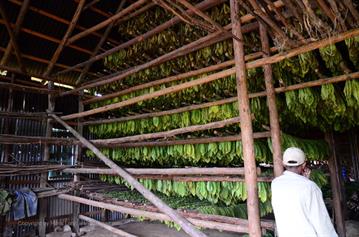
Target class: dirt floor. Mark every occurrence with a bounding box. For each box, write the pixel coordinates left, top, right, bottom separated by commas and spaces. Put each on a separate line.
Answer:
79, 221, 243, 237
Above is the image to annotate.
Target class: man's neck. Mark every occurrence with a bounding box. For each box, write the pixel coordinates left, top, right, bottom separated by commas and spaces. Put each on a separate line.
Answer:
285, 169, 302, 175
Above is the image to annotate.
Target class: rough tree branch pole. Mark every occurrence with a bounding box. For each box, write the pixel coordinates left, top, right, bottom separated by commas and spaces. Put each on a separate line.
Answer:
230, 0, 261, 236
49, 113, 208, 237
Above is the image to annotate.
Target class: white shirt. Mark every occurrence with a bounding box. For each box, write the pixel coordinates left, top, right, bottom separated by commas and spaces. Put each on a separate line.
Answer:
271, 171, 338, 237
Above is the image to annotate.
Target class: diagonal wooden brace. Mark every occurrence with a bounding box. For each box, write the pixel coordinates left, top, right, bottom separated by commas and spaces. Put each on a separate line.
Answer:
49, 113, 208, 237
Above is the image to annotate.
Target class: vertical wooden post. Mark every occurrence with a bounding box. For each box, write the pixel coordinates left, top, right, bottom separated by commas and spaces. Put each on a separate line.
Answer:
0, 74, 14, 237
72, 91, 83, 236
38, 82, 55, 237
259, 24, 283, 177
229, 1, 261, 236
2, 74, 14, 162
325, 133, 346, 237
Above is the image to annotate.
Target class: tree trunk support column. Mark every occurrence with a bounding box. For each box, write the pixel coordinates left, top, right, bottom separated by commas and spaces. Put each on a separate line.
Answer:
259, 24, 283, 177
38, 82, 55, 237
325, 133, 346, 237
72, 92, 83, 236
49, 114, 208, 237
230, 0, 261, 236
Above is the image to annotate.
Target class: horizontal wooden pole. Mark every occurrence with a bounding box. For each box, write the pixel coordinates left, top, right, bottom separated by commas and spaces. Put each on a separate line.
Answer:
246, 28, 359, 69
82, 97, 237, 126
0, 111, 59, 119
87, 192, 275, 229
274, 71, 359, 92
130, 175, 272, 182
79, 215, 137, 237
0, 134, 78, 145
64, 167, 261, 176
61, 68, 235, 120
0, 81, 57, 94
0, 64, 74, 86
0, 131, 269, 148
91, 117, 241, 146
59, 194, 250, 233
92, 132, 271, 148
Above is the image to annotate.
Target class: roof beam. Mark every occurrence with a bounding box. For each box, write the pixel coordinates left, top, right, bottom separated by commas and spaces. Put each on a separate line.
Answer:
0, 46, 96, 75
0, 64, 71, 86
0, 1, 26, 73
83, 0, 102, 11
8, 0, 120, 45
174, 0, 241, 42
74, 0, 112, 18
66, 0, 147, 45
1, 0, 30, 66
0, 19, 92, 55
0, 81, 56, 94
43, 0, 86, 77
57, 0, 225, 75
76, 0, 127, 84
116, 2, 156, 25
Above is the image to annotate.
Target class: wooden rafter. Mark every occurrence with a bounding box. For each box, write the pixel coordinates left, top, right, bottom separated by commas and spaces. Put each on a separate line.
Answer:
1, 0, 30, 65
56, 0, 225, 75
0, 1, 26, 72
0, 81, 58, 94
173, 0, 241, 42
83, 0, 102, 11
0, 46, 97, 75
66, 0, 148, 46
74, 0, 111, 18
0, 64, 74, 86
43, 0, 86, 77
0, 19, 92, 55
76, 0, 127, 85
8, 0, 120, 45
116, 2, 156, 25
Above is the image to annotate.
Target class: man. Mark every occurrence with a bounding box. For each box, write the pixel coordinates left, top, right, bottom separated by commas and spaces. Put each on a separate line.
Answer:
271, 147, 338, 237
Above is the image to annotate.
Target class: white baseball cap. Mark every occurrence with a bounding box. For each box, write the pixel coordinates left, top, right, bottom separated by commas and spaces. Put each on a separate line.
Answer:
283, 147, 306, 166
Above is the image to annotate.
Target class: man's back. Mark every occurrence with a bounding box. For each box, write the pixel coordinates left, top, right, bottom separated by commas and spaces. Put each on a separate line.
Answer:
271, 171, 338, 237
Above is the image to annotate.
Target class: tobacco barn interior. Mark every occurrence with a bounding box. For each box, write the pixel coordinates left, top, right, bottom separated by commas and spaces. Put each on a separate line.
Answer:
0, 0, 359, 236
